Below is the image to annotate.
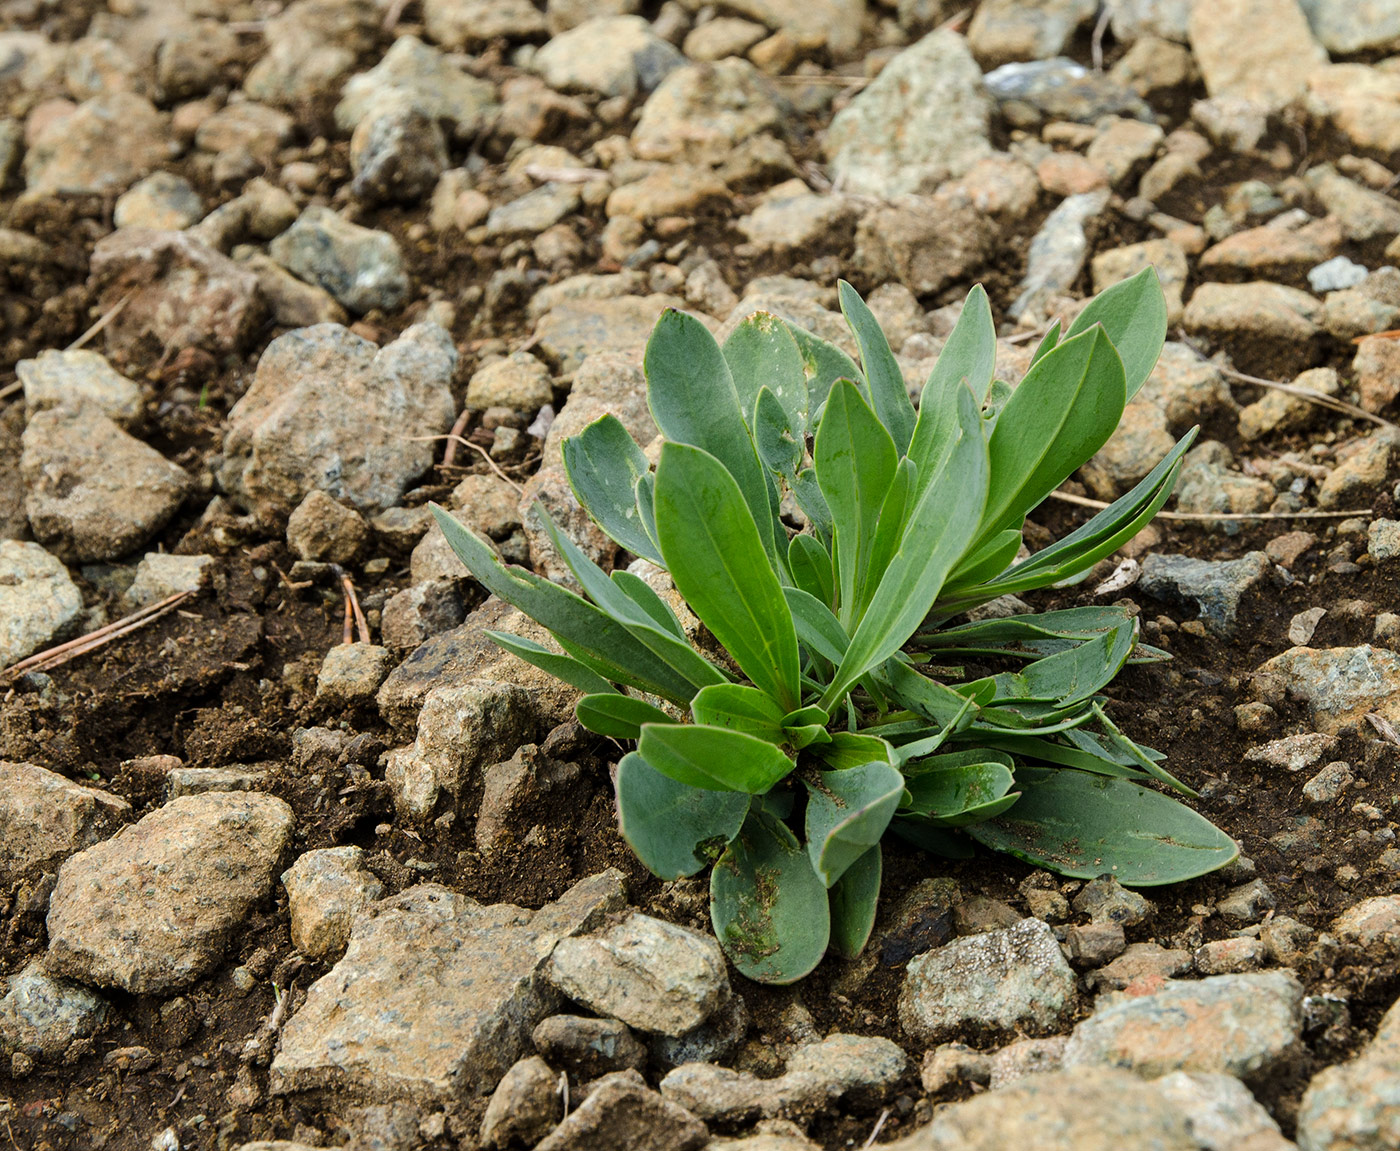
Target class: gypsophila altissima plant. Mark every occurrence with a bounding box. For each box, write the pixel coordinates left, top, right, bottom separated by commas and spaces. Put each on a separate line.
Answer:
433, 268, 1237, 984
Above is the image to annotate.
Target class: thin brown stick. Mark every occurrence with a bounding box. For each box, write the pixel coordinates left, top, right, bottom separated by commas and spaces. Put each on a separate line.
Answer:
412, 433, 526, 495
66, 291, 133, 352
1178, 333, 1397, 430
1049, 489, 1370, 521
334, 566, 371, 643
440, 407, 472, 469
0, 378, 20, 402
1, 591, 195, 681
342, 593, 354, 645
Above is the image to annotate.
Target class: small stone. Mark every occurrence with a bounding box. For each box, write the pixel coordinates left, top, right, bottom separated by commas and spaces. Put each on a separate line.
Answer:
1303, 760, 1354, 804
165, 767, 267, 799
1309, 255, 1369, 293
683, 17, 767, 61
1308, 163, 1400, 242
315, 644, 394, 709
0, 960, 110, 1062
984, 58, 1150, 126
270, 205, 408, 315
783, 1033, 908, 1108
244, 0, 380, 107
1261, 916, 1315, 966
1009, 188, 1111, 322
22, 92, 168, 200
1333, 895, 1400, 961
1139, 550, 1270, 637
545, 912, 731, 1037
349, 100, 448, 206
532, 1014, 647, 1079
987, 1036, 1067, 1088
1183, 281, 1322, 354
1091, 239, 1187, 324
124, 553, 214, 609
1317, 430, 1397, 507
606, 164, 730, 221
286, 490, 369, 564
899, 918, 1077, 1044
532, 15, 683, 100
1088, 942, 1195, 993
334, 35, 498, 141
281, 846, 384, 960
113, 171, 202, 230
954, 896, 1022, 936
1255, 645, 1400, 733
921, 1043, 992, 1095
0, 761, 129, 886
1244, 732, 1338, 773
535, 293, 684, 374
1071, 876, 1154, 927
968, 0, 1097, 66
1065, 921, 1127, 968
1216, 879, 1276, 923
1194, 937, 1266, 975
632, 59, 787, 167
486, 183, 580, 238
537, 1068, 707, 1151
1239, 365, 1340, 442
468, 353, 554, 412
736, 182, 856, 253
0, 542, 83, 670
423, 0, 548, 49
16, 348, 142, 428
480, 1056, 562, 1149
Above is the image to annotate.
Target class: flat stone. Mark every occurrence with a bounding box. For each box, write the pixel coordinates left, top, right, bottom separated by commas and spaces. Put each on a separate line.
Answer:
1184, 281, 1322, 344
1303, 760, 1354, 804
422, 0, 547, 49
486, 183, 581, 238
535, 293, 683, 374
632, 59, 787, 167
243, 0, 380, 108
0, 541, 83, 669
1173, 441, 1275, 523
1061, 972, 1304, 1086
0, 960, 110, 1061
605, 164, 731, 221
315, 644, 394, 709
1188, 0, 1327, 112
1307, 164, 1400, 241
268, 872, 626, 1105
1200, 217, 1343, 275
21, 405, 190, 563
1153, 1071, 1288, 1151
1009, 188, 1111, 321
1087, 942, 1195, 994
1108, 0, 1192, 44
1194, 937, 1267, 975
984, 58, 1151, 126
1333, 895, 1400, 961
1091, 239, 1188, 324
783, 1033, 908, 1107
17, 349, 142, 427
536, 1068, 708, 1151
546, 912, 730, 1037
46, 792, 295, 993
705, 0, 864, 56
22, 92, 168, 199
1315, 64, 1400, 155
282, 846, 384, 960
899, 918, 1077, 1044
286, 489, 368, 564
825, 29, 992, 198
194, 101, 293, 162
1238, 365, 1340, 441
531, 1014, 648, 1079
124, 552, 213, 610
0, 761, 129, 885
334, 35, 498, 140
1216, 879, 1276, 922
218, 322, 455, 521
1255, 645, 1400, 733
1138, 551, 1271, 638
467, 353, 553, 411
165, 767, 266, 798
269, 205, 408, 315
1297, 993, 1400, 1151
737, 184, 857, 253
1244, 732, 1340, 773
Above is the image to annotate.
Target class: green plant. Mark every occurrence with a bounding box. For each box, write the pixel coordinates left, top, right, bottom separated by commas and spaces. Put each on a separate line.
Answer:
433, 268, 1237, 984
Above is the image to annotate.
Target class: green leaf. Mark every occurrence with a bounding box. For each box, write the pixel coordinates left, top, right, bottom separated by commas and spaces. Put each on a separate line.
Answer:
792, 468, 834, 546
782, 704, 832, 751
483, 630, 618, 696
980, 733, 1157, 784
900, 756, 1019, 827
859, 457, 916, 619
805, 760, 904, 887
783, 587, 849, 665
635, 472, 661, 556
920, 605, 1140, 659
576, 693, 675, 739
879, 658, 984, 728
839, 280, 916, 455
561, 414, 661, 565
724, 311, 809, 430
978, 327, 1127, 545
711, 812, 831, 984
639, 722, 796, 793
654, 443, 802, 711
617, 752, 750, 880
789, 534, 835, 606
821, 386, 989, 711
691, 683, 788, 745
908, 283, 996, 503
817, 731, 895, 771
891, 820, 975, 859
968, 768, 1238, 885
645, 309, 780, 564
1065, 266, 1167, 399
753, 385, 804, 483
945, 528, 1021, 589
828, 845, 881, 960
784, 323, 862, 426
432, 505, 699, 704
967, 620, 1136, 708
815, 380, 899, 629
610, 569, 685, 639
1030, 318, 1062, 366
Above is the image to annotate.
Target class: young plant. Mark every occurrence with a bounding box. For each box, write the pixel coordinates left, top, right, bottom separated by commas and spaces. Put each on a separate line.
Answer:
433, 268, 1237, 984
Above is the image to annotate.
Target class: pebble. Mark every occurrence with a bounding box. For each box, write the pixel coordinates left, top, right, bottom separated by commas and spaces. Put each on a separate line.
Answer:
238, 253, 348, 328
1071, 876, 1155, 926
899, 918, 1077, 1044
532, 15, 682, 100
486, 182, 581, 238
22, 92, 169, 200
968, 0, 1097, 66
480, 1056, 562, 1149
1245, 732, 1339, 773
0, 960, 111, 1062
983, 58, 1150, 126
113, 171, 202, 230
1062, 971, 1304, 1085
1240, 366, 1340, 442
1173, 441, 1275, 524
0, 541, 83, 670
0, 761, 129, 885
45, 792, 295, 993
1297, 992, 1400, 1151
166, 767, 266, 799
1106, 0, 1191, 42
423, 0, 548, 49
632, 58, 787, 167
1087, 942, 1194, 994
1262, 916, 1316, 967
281, 846, 384, 960
1317, 429, 1397, 507
737, 182, 857, 253
124, 552, 214, 609
987, 1036, 1067, 1088
1200, 216, 1343, 275
532, 1014, 648, 1078
1139, 342, 1235, 430
1255, 645, 1400, 733
825, 29, 991, 197
1353, 336, 1400, 414
315, 644, 394, 709
335, 35, 498, 141
1009, 188, 1110, 321
244, 0, 379, 106
1141, 554, 1274, 638
218, 322, 456, 521
17, 348, 143, 427
270, 872, 625, 1104
1308, 164, 1400, 241
286, 489, 369, 564
349, 100, 448, 206
1332, 895, 1400, 961
21, 405, 191, 563
1091, 238, 1188, 323
546, 912, 731, 1037
1194, 937, 1267, 975
1303, 761, 1354, 804
1217, 879, 1276, 923
536, 1068, 707, 1151
1065, 921, 1127, 967
535, 293, 683, 373
269, 205, 409, 315
683, 17, 767, 61
1306, 64, 1400, 155
1184, 281, 1323, 347
1189, 0, 1326, 112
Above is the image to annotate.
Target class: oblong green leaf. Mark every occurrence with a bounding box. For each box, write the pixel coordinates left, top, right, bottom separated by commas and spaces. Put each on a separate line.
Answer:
840, 280, 916, 455
1065, 266, 1167, 399
753, 385, 803, 482
483, 630, 617, 696
711, 812, 831, 984
805, 761, 904, 887
724, 311, 809, 430
900, 759, 1018, 827
967, 768, 1238, 885
617, 752, 750, 880
783, 587, 849, 665
828, 845, 881, 960
610, 569, 685, 639
859, 456, 916, 619
562, 414, 661, 564
789, 534, 835, 607
576, 693, 675, 739
784, 323, 861, 427
691, 683, 788, 745
639, 722, 796, 793
655, 442, 801, 711
817, 731, 895, 771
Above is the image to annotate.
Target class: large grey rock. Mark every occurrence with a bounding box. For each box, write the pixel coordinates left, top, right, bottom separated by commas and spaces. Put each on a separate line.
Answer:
45, 792, 295, 993
632, 59, 786, 166
17, 349, 142, 427
1299, 0, 1400, 54
0, 542, 82, 669
1138, 551, 1271, 638
1188, 0, 1327, 112
334, 35, 498, 139
218, 322, 455, 522
1298, 993, 1400, 1151
545, 913, 730, 1036
269, 871, 626, 1105
21, 405, 191, 562
1155, 1070, 1288, 1150
1061, 972, 1304, 1086
269, 205, 408, 315
825, 30, 992, 198
0, 761, 129, 884
532, 15, 682, 100
899, 918, 1077, 1044
1256, 645, 1400, 733
0, 960, 110, 1061
22, 92, 168, 199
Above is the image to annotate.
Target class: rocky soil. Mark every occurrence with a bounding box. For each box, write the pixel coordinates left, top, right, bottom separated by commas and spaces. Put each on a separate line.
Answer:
7, 0, 1400, 1148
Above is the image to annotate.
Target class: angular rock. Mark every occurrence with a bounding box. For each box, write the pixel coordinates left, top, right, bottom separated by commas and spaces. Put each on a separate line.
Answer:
1299, 0, 1400, 54
1061, 971, 1304, 1086
1238, 366, 1339, 441
269, 205, 408, 315
1138, 551, 1271, 638
481, 1055, 562, 1149
1306, 64, 1400, 155
899, 918, 1077, 1044
0, 960, 110, 1061
1072, 876, 1154, 926
218, 322, 455, 521
535, 293, 682, 374
1091, 239, 1188, 325
708, 0, 864, 56
1200, 217, 1343, 275
1139, 342, 1235, 430
0, 761, 129, 884
17, 349, 143, 427
1184, 281, 1322, 344
269, 872, 626, 1104
315, 644, 394, 709
1353, 336, 1400, 415
21, 405, 190, 562
1297, 993, 1400, 1151
1307, 164, 1400, 242
532, 15, 682, 100
243, 0, 379, 107
1009, 188, 1110, 321
546, 913, 730, 1037
968, 0, 1097, 66
605, 164, 730, 221
737, 183, 857, 254
486, 183, 581, 238
825, 30, 992, 198
124, 552, 213, 609
1088, 942, 1194, 994
286, 489, 368, 564
1188, 0, 1327, 112
783, 1033, 908, 1107
1173, 441, 1275, 522
632, 59, 787, 167
349, 100, 448, 206
334, 35, 498, 140
46, 792, 295, 993
532, 1014, 648, 1079
1152, 1071, 1287, 1151
194, 101, 294, 163
467, 352, 554, 411
537, 1068, 707, 1151
423, 0, 547, 49
1255, 645, 1400, 733
1317, 430, 1397, 508
282, 846, 384, 960
0, 541, 83, 669
987, 1036, 1067, 1088
1333, 895, 1400, 961
984, 57, 1150, 126
22, 91, 168, 199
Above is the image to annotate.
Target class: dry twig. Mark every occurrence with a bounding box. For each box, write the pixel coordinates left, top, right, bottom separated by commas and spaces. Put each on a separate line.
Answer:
1049, 489, 1371, 521
413, 432, 527, 494
861, 1109, 891, 1150
441, 407, 473, 469
1, 590, 195, 683
66, 291, 133, 352
332, 565, 371, 644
